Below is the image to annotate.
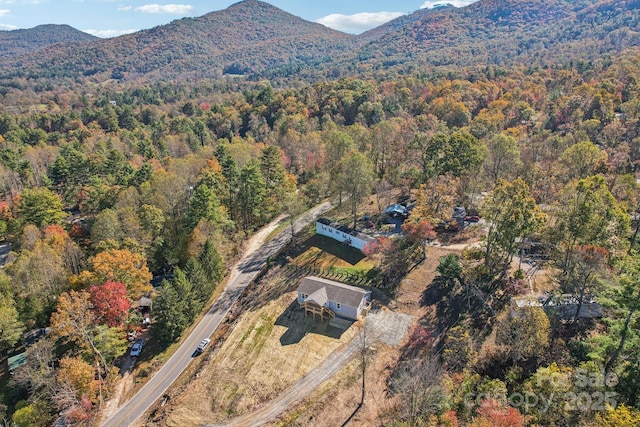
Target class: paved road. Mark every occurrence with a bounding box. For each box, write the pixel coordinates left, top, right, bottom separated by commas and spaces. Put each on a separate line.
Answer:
100, 202, 332, 427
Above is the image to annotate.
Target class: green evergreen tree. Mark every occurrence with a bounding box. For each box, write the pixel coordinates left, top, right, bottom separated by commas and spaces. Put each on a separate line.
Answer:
237, 160, 266, 229
199, 239, 225, 284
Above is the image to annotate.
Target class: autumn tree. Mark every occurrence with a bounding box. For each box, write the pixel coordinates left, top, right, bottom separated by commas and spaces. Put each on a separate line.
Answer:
88, 248, 152, 299
260, 144, 287, 201
596, 404, 640, 427
335, 151, 374, 229
483, 178, 545, 279
389, 356, 445, 424
402, 218, 436, 260
470, 399, 527, 427
483, 133, 521, 184
90, 208, 124, 246
282, 191, 306, 244
442, 325, 476, 371
411, 173, 460, 224
563, 245, 609, 321
558, 140, 607, 183
600, 255, 640, 382
551, 175, 629, 275
55, 357, 99, 423
364, 237, 408, 288
89, 281, 131, 327
10, 239, 68, 325
49, 291, 114, 402
496, 306, 550, 363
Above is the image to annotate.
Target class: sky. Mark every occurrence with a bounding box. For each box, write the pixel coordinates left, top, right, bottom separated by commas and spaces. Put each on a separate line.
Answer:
0, 0, 479, 38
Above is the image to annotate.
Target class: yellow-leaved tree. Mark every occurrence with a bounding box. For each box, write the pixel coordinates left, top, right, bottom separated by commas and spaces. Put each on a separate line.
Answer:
88, 248, 152, 299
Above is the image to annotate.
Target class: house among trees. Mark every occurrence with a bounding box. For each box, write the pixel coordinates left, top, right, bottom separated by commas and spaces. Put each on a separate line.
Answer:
511, 295, 603, 320
297, 276, 371, 321
316, 218, 376, 252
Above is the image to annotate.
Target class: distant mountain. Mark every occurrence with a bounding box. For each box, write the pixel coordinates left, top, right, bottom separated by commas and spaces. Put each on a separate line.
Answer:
0, 24, 97, 60
0, 0, 356, 82
1, 0, 640, 85
352, 0, 640, 70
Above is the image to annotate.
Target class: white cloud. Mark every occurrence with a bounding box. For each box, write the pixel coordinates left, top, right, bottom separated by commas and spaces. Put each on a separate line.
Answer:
317, 11, 405, 34
420, 0, 478, 8
84, 28, 138, 38
117, 5, 132, 11
0, 23, 17, 30
0, 9, 9, 16
134, 4, 194, 15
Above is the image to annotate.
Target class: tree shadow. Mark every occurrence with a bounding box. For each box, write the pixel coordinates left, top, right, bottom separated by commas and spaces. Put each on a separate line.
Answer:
275, 300, 354, 346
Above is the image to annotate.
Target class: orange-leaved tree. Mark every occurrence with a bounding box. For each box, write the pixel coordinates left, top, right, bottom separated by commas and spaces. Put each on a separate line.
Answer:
89, 249, 152, 299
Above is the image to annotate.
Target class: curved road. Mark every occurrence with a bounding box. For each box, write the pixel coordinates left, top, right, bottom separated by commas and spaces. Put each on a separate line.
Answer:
100, 202, 332, 427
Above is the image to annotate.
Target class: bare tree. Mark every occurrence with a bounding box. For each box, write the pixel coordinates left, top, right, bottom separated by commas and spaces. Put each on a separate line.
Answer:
388, 355, 445, 423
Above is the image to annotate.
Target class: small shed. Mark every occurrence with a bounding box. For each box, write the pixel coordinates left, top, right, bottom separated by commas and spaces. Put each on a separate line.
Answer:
297, 276, 371, 321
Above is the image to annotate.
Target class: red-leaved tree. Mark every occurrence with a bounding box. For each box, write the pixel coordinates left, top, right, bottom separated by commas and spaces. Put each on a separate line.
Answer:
402, 218, 436, 260
471, 398, 527, 427
89, 281, 131, 327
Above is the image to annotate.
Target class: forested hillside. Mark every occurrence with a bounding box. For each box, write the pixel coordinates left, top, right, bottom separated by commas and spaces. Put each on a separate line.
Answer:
3, 0, 640, 85
350, 0, 640, 73
0, 0, 356, 83
0, 25, 96, 60
1, 0, 640, 425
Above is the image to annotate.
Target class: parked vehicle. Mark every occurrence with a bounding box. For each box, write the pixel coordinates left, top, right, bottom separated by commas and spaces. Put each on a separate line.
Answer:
196, 338, 211, 354
130, 340, 144, 357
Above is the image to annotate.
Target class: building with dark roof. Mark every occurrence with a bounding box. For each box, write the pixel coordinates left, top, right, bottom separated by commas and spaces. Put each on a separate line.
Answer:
297, 276, 371, 320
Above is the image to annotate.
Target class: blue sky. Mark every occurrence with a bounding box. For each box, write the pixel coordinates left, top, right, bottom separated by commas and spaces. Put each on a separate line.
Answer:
0, 0, 479, 38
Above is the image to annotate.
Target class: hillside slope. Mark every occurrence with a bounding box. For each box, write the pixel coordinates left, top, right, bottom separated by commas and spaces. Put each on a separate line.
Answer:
0, 0, 356, 82
2, 0, 640, 84
0, 24, 97, 60
352, 0, 640, 70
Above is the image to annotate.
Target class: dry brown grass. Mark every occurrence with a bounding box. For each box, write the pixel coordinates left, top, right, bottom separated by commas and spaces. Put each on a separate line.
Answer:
154, 287, 361, 426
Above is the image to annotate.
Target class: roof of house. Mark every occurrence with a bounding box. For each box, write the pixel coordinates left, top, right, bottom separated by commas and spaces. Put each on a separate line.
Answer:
298, 276, 370, 308
385, 204, 405, 215
8, 352, 27, 371
317, 218, 376, 243
306, 286, 328, 307
136, 296, 152, 308
512, 294, 603, 319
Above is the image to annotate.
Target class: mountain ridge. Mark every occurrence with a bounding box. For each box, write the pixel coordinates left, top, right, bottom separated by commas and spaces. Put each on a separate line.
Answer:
0, 24, 97, 60
2, 0, 640, 84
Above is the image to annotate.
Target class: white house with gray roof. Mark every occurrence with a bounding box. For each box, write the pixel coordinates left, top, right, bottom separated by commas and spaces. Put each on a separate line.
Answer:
297, 276, 371, 320
316, 218, 376, 252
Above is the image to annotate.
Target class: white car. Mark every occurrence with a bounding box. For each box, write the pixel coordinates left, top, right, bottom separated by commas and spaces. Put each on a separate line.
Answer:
130, 340, 144, 357
196, 338, 211, 353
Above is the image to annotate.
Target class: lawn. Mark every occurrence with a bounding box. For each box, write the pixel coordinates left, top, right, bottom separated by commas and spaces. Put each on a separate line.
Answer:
290, 234, 376, 274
